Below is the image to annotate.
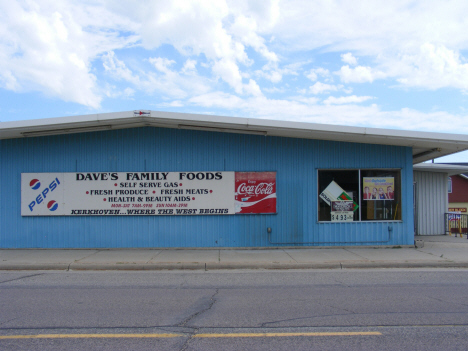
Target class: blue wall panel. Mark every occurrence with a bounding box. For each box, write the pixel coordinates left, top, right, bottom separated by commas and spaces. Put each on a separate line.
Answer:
0, 127, 413, 248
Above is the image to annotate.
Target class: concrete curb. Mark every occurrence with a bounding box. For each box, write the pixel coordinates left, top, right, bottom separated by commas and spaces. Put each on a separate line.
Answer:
69, 262, 207, 271
340, 261, 468, 269
0, 263, 71, 271
1, 261, 468, 271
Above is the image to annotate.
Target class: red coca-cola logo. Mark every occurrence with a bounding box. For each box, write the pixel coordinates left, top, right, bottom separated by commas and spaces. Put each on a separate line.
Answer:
235, 172, 276, 214
237, 182, 274, 195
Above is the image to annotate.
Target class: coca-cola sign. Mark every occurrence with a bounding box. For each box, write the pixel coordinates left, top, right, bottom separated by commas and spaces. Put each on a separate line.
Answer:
235, 172, 277, 214
237, 182, 274, 196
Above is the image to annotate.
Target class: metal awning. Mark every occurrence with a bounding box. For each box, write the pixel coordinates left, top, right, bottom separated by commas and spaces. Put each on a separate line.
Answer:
413, 163, 468, 176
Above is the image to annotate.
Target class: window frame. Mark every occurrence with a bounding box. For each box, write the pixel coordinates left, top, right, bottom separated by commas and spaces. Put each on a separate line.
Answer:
317, 168, 403, 223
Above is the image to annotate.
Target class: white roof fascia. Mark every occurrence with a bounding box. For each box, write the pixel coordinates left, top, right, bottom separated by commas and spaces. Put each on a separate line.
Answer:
413, 163, 468, 176
1, 110, 468, 164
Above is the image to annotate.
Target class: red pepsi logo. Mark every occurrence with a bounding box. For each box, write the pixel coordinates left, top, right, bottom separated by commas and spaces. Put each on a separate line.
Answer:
47, 200, 58, 211
30, 179, 41, 190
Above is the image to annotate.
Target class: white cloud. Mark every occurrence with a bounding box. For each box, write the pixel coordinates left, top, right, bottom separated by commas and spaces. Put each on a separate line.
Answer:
258, 69, 283, 83
290, 96, 320, 105
323, 95, 374, 105
306, 68, 330, 82
0, 0, 282, 106
272, 1, 468, 92
114, 0, 279, 95
189, 91, 245, 109
309, 82, 339, 94
230, 14, 278, 63
187, 92, 468, 134
341, 53, 357, 66
104, 85, 134, 99
3, 0, 468, 138
212, 58, 244, 94
263, 86, 286, 93
149, 57, 176, 73
158, 100, 184, 107
394, 43, 468, 90
102, 51, 140, 85
0, 0, 137, 108
182, 59, 197, 74
255, 61, 303, 83
336, 65, 386, 83
244, 79, 263, 96
102, 51, 210, 99
272, 1, 468, 56
336, 43, 468, 90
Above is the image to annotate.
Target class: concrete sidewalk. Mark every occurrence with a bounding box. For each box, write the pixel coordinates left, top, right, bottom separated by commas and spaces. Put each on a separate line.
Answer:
1, 235, 468, 271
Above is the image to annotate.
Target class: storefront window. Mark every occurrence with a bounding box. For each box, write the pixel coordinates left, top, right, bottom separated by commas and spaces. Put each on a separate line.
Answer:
318, 169, 402, 222
318, 170, 359, 222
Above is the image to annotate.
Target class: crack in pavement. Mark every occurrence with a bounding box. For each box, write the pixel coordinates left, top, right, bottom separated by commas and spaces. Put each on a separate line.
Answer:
415, 249, 451, 260
343, 248, 369, 260
282, 249, 298, 263
177, 288, 219, 351
177, 288, 219, 327
424, 295, 468, 308
0, 273, 45, 285
178, 276, 189, 289
178, 327, 198, 351
260, 310, 468, 327
146, 250, 163, 263
72, 250, 101, 263
332, 277, 352, 287
327, 304, 356, 314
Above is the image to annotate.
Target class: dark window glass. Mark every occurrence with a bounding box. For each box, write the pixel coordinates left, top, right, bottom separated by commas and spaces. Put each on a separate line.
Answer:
318, 170, 359, 222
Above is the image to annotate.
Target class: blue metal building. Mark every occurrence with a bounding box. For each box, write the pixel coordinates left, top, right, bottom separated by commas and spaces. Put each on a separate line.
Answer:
1, 110, 468, 248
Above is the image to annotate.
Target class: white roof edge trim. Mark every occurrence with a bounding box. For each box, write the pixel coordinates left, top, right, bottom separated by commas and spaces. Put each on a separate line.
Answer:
2, 109, 468, 141
2, 110, 468, 164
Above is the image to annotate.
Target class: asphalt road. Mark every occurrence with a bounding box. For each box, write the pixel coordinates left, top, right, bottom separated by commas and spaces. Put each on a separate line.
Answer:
1, 269, 468, 350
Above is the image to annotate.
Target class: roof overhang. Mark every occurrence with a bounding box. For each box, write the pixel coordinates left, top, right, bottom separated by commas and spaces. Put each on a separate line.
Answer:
1, 110, 468, 164
413, 163, 468, 176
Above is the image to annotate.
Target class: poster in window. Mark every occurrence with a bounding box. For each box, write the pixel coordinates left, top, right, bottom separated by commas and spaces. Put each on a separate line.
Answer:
363, 177, 394, 200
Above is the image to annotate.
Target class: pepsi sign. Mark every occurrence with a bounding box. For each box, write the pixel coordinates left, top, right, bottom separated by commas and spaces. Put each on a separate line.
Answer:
21, 174, 64, 215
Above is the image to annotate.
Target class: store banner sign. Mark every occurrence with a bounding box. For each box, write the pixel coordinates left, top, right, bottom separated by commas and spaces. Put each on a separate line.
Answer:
449, 208, 467, 213
21, 172, 276, 216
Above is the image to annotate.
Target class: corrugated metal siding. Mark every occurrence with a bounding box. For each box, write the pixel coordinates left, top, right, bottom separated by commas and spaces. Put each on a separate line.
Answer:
413, 171, 448, 235
0, 127, 413, 248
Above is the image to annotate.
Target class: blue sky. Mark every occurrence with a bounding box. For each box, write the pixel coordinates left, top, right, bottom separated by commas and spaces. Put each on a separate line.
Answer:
1, 0, 468, 162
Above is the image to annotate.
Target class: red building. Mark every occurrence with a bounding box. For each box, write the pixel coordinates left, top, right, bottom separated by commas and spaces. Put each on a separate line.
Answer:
446, 163, 468, 213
